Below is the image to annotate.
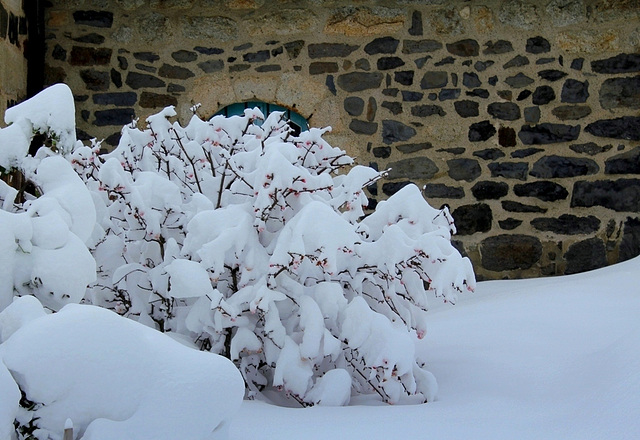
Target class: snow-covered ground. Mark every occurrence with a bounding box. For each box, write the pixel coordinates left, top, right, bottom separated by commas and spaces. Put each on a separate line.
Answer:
229, 256, 640, 440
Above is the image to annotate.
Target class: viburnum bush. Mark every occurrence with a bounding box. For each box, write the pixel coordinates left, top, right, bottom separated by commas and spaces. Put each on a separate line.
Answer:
1, 84, 476, 406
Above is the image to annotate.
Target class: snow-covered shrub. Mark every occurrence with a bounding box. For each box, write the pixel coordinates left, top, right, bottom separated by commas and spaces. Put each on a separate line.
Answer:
73, 102, 476, 405
1, 83, 476, 407
0, 296, 244, 440
0, 84, 96, 312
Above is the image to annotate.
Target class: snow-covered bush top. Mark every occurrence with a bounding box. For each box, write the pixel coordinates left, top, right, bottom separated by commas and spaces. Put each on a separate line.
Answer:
0, 84, 476, 414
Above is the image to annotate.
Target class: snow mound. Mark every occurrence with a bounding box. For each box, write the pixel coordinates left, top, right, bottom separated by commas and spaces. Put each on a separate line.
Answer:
0, 300, 244, 440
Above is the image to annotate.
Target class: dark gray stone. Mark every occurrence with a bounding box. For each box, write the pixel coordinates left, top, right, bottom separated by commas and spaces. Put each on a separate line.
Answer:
499, 219, 522, 230
382, 120, 417, 144
462, 72, 481, 88
382, 181, 412, 196
402, 91, 423, 102
70, 46, 112, 66
474, 60, 495, 72
158, 64, 194, 80
423, 183, 465, 199
489, 76, 498, 86
439, 147, 466, 155
94, 108, 135, 126
194, 46, 224, 55
198, 60, 224, 73
139, 92, 177, 108
435, 56, 455, 66
172, 50, 197, 63
309, 62, 339, 75
538, 70, 567, 81
135, 63, 156, 73
381, 101, 402, 115
452, 204, 492, 235
454, 100, 479, 118
256, 64, 280, 72
420, 71, 448, 89
524, 106, 541, 123
125, 72, 165, 89
0, 4, 6, 39
505, 73, 534, 88
489, 162, 529, 181
349, 119, 378, 135
484, 40, 513, 55
619, 217, 640, 262
446, 39, 479, 57
243, 50, 270, 63
561, 79, 589, 103
387, 156, 438, 179
504, 55, 529, 69
229, 64, 250, 73
552, 105, 592, 120
80, 69, 110, 91
356, 58, 371, 71
326, 75, 336, 95
466, 89, 490, 98
52, 44, 67, 61
599, 76, 640, 110
531, 214, 600, 235
585, 117, 640, 141
411, 104, 445, 117
564, 238, 607, 275
502, 200, 547, 213
488, 102, 521, 120
474, 148, 505, 161
414, 56, 431, 68
571, 58, 584, 70
570, 142, 613, 156
110, 69, 122, 88
372, 147, 391, 158
498, 127, 517, 147
383, 88, 399, 97
471, 181, 509, 200
448, 159, 481, 182
394, 71, 414, 86
367, 97, 377, 121
72, 33, 105, 44
532, 86, 555, 105
498, 90, 513, 101
439, 89, 460, 101
605, 147, 640, 174
117, 56, 128, 70
591, 53, 640, 74
572, 179, 640, 211
526, 36, 550, 54
511, 148, 544, 158
469, 120, 496, 142
518, 123, 580, 144
308, 43, 358, 59
93, 92, 137, 106
337, 72, 383, 92
402, 39, 442, 54
365, 37, 399, 55
409, 10, 423, 36
536, 58, 556, 65
73, 10, 113, 28
344, 97, 364, 116
284, 40, 304, 59
481, 234, 543, 271
167, 83, 185, 93
133, 52, 159, 62
514, 181, 569, 201
396, 142, 432, 154
377, 57, 405, 70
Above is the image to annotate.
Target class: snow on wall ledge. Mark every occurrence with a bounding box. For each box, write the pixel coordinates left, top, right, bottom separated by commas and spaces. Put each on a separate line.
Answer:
38, 0, 640, 280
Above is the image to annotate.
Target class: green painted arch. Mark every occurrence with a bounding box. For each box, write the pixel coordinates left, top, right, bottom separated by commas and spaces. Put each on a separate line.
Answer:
214, 101, 309, 136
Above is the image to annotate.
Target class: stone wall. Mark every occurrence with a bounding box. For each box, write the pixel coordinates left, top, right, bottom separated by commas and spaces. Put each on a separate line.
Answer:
0, 0, 27, 117
42, 0, 640, 280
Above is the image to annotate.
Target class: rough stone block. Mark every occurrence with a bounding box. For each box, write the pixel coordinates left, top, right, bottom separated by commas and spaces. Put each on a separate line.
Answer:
446, 39, 479, 57
402, 39, 442, 54
572, 179, 640, 211
502, 200, 547, 213
448, 158, 481, 182
364, 36, 399, 55
411, 104, 445, 117
80, 69, 110, 91
480, 234, 543, 271
386, 156, 437, 179
599, 76, 640, 109
469, 120, 496, 142
349, 119, 378, 135
423, 183, 465, 199
561, 79, 589, 103
139, 92, 178, 108
337, 72, 383, 92
94, 108, 135, 126
605, 147, 640, 174
474, 148, 505, 161
591, 53, 640, 74
488, 102, 521, 120
198, 60, 224, 73
73, 10, 114, 28
564, 238, 606, 274
514, 181, 569, 201
489, 162, 529, 181
471, 181, 509, 200
452, 204, 492, 235
70, 47, 112, 66
518, 123, 580, 144
308, 43, 358, 59
93, 92, 137, 106
585, 117, 640, 140
125, 72, 166, 89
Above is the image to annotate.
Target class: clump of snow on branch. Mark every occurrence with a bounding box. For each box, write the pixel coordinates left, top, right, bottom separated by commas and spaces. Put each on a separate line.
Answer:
0, 296, 244, 440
